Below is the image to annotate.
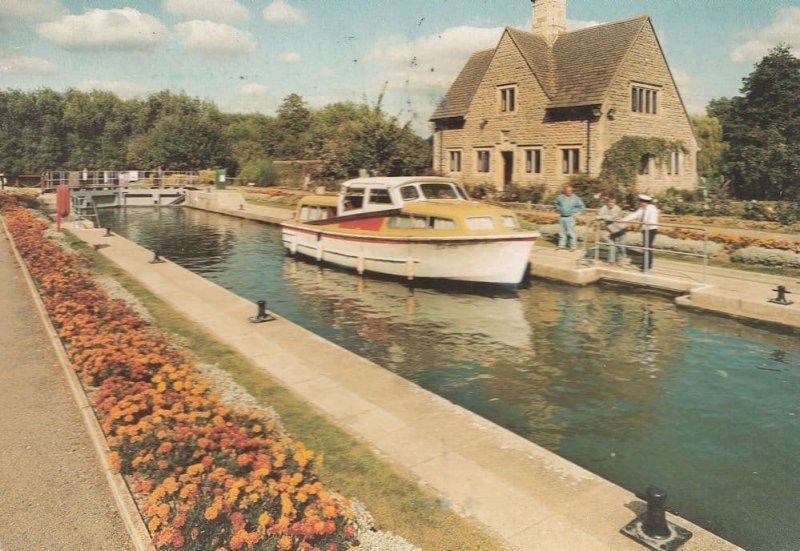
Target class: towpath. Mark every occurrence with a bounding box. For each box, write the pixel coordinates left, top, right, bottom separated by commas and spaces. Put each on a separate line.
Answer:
0, 222, 133, 550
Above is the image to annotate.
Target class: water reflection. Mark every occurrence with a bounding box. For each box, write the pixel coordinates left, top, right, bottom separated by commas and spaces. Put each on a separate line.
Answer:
99, 208, 800, 551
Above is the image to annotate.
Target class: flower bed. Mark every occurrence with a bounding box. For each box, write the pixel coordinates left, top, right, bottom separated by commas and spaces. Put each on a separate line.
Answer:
0, 194, 358, 551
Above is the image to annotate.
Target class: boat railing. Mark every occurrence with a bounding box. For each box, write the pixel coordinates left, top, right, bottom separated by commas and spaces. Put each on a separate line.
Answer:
579, 218, 711, 284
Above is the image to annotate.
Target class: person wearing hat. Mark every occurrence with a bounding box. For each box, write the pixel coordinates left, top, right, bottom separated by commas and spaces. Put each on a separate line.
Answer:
622, 194, 659, 271
553, 185, 585, 250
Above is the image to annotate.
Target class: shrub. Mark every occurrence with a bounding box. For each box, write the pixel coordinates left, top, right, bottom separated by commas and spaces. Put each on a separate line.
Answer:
730, 247, 800, 267
623, 233, 724, 257
499, 183, 547, 204
239, 160, 279, 187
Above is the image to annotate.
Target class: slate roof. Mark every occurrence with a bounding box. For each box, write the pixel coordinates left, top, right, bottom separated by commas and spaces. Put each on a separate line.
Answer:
430, 48, 495, 120
431, 15, 651, 119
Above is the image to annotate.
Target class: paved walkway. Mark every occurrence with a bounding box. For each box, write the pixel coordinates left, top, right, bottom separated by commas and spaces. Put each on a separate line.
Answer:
0, 223, 133, 551
73, 225, 741, 551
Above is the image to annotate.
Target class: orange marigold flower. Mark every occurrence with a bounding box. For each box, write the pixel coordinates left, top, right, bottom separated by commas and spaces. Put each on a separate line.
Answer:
204, 506, 219, 521
277, 535, 293, 550
157, 441, 173, 454
107, 451, 121, 472
147, 516, 161, 533
173, 513, 187, 528
258, 513, 272, 527
162, 477, 179, 494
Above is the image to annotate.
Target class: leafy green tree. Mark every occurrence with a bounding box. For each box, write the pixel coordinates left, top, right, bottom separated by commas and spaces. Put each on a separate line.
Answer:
690, 114, 727, 179
63, 89, 132, 169
223, 113, 277, 170
274, 93, 311, 159
715, 45, 800, 200
238, 159, 279, 186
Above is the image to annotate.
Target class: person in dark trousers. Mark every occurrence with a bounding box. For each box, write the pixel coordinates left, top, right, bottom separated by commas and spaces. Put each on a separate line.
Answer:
623, 194, 659, 271
597, 195, 626, 264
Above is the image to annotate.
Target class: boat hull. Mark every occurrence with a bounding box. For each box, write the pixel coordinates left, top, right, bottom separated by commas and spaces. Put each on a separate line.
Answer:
281, 224, 537, 285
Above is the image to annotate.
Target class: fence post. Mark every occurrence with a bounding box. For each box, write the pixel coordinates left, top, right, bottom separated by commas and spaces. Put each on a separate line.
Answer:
703, 228, 708, 284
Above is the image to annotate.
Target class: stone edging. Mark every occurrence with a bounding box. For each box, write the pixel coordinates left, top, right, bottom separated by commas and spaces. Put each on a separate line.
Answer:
0, 215, 154, 551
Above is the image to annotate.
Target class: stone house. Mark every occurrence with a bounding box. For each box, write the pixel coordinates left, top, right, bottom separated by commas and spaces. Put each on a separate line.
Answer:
430, 0, 698, 194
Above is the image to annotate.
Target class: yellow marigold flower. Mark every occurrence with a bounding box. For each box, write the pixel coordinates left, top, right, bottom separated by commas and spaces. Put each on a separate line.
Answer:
258, 513, 272, 527
147, 516, 161, 532
173, 381, 183, 391
251, 424, 262, 433
204, 505, 219, 521
186, 463, 205, 476
107, 451, 121, 473
277, 535, 292, 550
162, 477, 179, 494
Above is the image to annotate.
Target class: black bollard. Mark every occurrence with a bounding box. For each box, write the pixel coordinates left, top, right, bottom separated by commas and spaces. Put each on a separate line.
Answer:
768, 286, 793, 306
621, 485, 692, 550
642, 486, 670, 538
104, 227, 113, 237
149, 250, 165, 264
249, 300, 276, 323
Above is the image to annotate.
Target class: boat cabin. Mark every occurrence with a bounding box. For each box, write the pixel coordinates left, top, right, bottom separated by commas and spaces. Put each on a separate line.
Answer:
338, 177, 469, 217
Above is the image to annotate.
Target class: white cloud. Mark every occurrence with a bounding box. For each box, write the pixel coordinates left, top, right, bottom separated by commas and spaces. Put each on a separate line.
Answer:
262, 0, 304, 24
731, 6, 800, 63
0, 55, 57, 74
272, 51, 302, 63
239, 83, 268, 96
76, 80, 145, 98
365, 25, 504, 96
567, 19, 602, 31
162, 0, 248, 23
175, 20, 256, 60
0, 0, 63, 22
670, 68, 706, 115
320, 67, 336, 77
36, 8, 167, 52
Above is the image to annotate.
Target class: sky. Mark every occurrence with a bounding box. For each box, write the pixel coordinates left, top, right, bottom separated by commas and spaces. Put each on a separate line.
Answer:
1, 0, 799, 135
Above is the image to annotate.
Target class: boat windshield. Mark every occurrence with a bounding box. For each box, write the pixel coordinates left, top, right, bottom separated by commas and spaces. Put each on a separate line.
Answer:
420, 183, 461, 200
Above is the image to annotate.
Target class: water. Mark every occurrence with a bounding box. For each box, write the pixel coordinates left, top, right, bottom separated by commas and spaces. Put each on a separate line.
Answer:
100, 207, 800, 550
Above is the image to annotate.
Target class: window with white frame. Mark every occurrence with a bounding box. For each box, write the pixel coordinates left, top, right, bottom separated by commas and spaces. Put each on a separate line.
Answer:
631, 84, 659, 114
499, 85, 516, 113
524, 148, 542, 174
638, 154, 653, 175
448, 150, 462, 172
668, 150, 682, 175
561, 148, 580, 174
476, 149, 491, 173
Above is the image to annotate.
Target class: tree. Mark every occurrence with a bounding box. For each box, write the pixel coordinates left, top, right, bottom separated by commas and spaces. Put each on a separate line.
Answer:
690, 115, 727, 179
715, 45, 800, 200
273, 93, 311, 159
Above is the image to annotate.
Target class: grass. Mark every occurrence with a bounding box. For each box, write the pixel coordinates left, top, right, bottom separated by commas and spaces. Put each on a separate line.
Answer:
64, 232, 505, 551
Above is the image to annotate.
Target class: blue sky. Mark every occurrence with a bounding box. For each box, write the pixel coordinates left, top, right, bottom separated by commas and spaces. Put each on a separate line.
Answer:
1, 0, 799, 134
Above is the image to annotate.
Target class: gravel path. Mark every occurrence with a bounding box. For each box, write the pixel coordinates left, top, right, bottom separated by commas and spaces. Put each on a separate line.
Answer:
0, 223, 133, 551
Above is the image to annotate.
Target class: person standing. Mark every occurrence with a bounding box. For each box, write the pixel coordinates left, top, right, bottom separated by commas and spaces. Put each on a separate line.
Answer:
554, 185, 585, 250
597, 195, 626, 264
623, 194, 659, 271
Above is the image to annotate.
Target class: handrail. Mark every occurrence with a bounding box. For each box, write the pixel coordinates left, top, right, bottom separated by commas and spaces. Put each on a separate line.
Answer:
581, 218, 709, 284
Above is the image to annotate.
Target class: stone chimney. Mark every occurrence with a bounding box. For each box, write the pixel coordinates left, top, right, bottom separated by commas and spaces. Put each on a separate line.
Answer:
531, 0, 566, 43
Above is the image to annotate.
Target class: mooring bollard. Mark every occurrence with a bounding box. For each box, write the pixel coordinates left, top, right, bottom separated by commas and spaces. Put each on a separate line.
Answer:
768, 286, 793, 306
249, 300, 276, 323
621, 485, 692, 550
149, 250, 165, 264
642, 486, 670, 538
104, 227, 113, 237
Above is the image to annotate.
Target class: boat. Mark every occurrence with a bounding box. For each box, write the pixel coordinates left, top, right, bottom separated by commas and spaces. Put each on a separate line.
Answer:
280, 176, 539, 285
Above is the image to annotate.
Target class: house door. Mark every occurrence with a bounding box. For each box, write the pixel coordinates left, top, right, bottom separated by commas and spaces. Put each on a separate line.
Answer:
502, 151, 513, 188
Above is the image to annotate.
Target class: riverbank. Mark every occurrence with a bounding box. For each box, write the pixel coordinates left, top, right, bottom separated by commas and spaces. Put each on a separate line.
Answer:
183, 189, 799, 329
71, 224, 741, 551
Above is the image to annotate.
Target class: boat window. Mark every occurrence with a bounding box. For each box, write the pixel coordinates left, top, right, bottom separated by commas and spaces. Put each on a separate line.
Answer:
456, 186, 469, 200
420, 183, 458, 200
299, 206, 311, 221
432, 217, 456, 230
500, 215, 517, 228
343, 187, 365, 210
399, 185, 419, 201
387, 215, 413, 229
368, 188, 393, 205
466, 216, 495, 230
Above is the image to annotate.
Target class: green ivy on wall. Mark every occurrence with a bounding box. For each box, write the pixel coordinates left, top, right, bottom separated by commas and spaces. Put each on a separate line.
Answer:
600, 136, 687, 191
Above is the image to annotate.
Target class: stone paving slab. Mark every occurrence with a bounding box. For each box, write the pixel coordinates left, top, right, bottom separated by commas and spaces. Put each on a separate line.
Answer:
72, 226, 743, 551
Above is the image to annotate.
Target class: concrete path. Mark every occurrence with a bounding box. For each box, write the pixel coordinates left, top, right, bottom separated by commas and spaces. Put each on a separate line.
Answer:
0, 224, 133, 551
73, 226, 741, 551
532, 247, 800, 328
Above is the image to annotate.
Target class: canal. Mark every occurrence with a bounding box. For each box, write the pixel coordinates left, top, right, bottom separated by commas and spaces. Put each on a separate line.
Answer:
100, 207, 800, 550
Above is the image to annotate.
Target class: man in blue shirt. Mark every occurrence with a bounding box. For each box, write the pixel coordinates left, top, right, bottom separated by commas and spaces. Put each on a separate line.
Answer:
553, 185, 585, 250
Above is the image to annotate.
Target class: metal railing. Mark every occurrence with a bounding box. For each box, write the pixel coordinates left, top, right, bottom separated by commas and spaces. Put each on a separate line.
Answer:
580, 219, 710, 284
42, 170, 199, 191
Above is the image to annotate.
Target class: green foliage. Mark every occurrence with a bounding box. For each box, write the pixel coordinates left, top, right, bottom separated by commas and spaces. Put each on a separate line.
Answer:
654, 188, 733, 217
691, 115, 727, 178
714, 45, 800, 200
731, 247, 800, 267
499, 182, 547, 203
238, 159, 279, 187
306, 97, 430, 181
566, 175, 626, 208
742, 201, 800, 225
274, 93, 312, 160
600, 136, 687, 193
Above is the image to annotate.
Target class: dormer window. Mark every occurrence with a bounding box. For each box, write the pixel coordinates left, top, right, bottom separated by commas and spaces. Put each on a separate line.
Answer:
499, 85, 517, 113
